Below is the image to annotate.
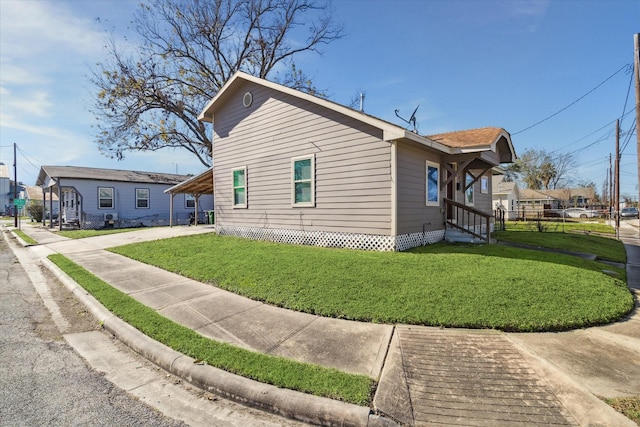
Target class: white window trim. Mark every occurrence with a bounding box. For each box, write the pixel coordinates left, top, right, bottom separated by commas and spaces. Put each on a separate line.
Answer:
425, 161, 440, 206
135, 188, 150, 209
232, 166, 247, 208
185, 193, 195, 209
98, 187, 114, 210
291, 154, 315, 207
480, 175, 489, 194
465, 173, 475, 206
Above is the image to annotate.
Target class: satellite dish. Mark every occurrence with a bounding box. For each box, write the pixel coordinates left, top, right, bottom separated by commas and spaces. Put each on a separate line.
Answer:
394, 105, 419, 132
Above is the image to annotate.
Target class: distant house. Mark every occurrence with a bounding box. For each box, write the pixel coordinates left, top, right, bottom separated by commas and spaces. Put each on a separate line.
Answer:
0, 163, 10, 215
492, 174, 520, 220
24, 185, 59, 220
35, 166, 214, 229
197, 72, 516, 251
518, 187, 596, 218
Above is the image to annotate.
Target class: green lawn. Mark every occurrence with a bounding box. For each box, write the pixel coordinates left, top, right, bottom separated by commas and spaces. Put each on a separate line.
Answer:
54, 227, 142, 239
109, 233, 633, 332
493, 229, 626, 263
501, 220, 615, 235
48, 254, 373, 406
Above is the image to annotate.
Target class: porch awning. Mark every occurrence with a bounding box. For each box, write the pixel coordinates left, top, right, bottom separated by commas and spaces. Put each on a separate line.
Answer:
164, 167, 213, 195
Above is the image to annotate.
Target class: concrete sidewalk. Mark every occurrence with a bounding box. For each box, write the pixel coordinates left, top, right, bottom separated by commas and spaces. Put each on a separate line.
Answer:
6, 222, 640, 426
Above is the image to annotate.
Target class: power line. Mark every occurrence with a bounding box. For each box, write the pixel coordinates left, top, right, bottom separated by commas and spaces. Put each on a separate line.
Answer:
620, 119, 637, 154
512, 63, 632, 135
16, 145, 42, 172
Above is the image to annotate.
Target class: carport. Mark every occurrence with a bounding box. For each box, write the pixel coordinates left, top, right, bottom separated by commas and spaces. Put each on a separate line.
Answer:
164, 168, 214, 227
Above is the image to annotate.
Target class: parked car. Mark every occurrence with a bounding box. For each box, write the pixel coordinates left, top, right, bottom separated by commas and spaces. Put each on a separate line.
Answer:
562, 207, 600, 218
620, 207, 639, 219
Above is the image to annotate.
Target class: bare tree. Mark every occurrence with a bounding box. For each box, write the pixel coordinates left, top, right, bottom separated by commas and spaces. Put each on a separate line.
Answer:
504, 148, 575, 190
90, 0, 343, 166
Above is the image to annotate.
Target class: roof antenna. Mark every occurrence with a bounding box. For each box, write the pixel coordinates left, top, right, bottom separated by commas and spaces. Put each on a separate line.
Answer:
394, 105, 419, 132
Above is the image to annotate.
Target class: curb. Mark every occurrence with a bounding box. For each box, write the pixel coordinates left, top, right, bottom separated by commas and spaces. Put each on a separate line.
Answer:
8, 229, 31, 247
40, 257, 396, 427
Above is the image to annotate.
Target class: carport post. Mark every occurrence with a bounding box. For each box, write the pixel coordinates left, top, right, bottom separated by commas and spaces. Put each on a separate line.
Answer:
169, 193, 174, 227
194, 194, 200, 226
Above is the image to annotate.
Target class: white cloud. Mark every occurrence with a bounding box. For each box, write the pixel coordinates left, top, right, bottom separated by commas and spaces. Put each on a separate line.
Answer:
0, 1, 105, 58
0, 88, 54, 118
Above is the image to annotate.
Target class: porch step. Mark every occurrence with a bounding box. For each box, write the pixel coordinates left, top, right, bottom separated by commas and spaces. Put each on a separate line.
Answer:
444, 227, 487, 244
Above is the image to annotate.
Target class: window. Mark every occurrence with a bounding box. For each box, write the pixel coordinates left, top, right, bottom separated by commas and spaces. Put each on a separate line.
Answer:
136, 188, 150, 208
98, 187, 114, 209
481, 176, 488, 194
292, 155, 315, 206
465, 173, 474, 205
185, 194, 195, 208
425, 161, 439, 206
232, 167, 247, 208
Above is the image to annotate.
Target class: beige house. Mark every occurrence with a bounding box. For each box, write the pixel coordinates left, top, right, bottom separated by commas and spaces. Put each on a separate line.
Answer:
198, 72, 516, 251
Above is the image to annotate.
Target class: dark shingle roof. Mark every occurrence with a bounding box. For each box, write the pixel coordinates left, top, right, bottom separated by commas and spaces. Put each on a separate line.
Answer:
38, 165, 192, 186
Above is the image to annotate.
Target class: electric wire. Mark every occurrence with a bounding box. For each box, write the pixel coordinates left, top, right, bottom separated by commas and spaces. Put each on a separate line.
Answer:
620, 120, 636, 154
512, 63, 632, 136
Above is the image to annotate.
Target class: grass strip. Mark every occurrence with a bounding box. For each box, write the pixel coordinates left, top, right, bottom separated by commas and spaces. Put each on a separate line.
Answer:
503, 220, 615, 235
13, 229, 37, 245
54, 228, 141, 239
493, 229, 626, 263
109, 234, 633, 332
604, 397, 640, 425
48, 254, 373, 406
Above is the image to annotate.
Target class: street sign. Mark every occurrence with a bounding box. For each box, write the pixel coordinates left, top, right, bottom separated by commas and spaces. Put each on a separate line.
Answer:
13, 199, 25, 208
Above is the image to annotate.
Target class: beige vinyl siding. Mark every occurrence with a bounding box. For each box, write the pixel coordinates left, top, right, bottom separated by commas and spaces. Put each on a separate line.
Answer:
396, 141, 444, 235
213, 81, 392, 235
471, 171, 492, 213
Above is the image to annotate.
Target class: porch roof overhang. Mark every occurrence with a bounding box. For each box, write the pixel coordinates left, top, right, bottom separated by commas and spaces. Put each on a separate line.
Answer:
164, 167, 214, 195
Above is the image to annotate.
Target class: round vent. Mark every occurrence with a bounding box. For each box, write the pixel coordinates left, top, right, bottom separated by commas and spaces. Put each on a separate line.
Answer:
242, 91, 253, 107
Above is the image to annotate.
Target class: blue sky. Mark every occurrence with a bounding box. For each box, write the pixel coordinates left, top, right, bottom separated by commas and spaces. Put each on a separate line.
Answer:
1, 0, 638, 199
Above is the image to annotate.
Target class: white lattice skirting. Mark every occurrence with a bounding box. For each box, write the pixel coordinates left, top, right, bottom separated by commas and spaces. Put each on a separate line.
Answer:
217, 226, 445, 252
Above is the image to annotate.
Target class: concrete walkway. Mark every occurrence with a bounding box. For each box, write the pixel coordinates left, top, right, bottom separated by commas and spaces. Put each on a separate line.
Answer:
5, 221, 640, 426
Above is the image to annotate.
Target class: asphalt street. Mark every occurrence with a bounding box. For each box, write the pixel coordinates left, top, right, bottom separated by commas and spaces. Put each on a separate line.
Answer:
0, 235, 186, 427
0, 227, 308, 427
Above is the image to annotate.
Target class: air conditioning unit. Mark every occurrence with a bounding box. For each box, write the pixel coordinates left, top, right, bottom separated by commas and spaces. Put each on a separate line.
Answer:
104, 213, 118, 221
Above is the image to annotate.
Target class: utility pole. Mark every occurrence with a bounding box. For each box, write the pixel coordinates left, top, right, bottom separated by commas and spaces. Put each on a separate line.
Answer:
13, 143, 17, 228
609, 154, 613, 217
615, 120, 620, 236
634, 33, 640, 221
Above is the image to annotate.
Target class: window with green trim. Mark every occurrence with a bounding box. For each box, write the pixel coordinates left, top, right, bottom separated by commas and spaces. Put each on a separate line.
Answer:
232, 167, 247, 208
292, 155, 314, 207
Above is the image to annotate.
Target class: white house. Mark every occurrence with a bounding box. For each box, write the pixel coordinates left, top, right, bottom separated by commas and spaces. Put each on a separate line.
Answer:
492, 174, 520, 220
36, 165, 214, 229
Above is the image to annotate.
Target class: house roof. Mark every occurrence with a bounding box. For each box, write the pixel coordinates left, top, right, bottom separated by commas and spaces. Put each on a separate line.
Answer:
36, 165, 193, 187
428, 127, 505, 149
198, 72, 516, 163
491, 175, 518, 195
25, 185, 59, 201
165, 167, 214, 195
519, 187, 595, 201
